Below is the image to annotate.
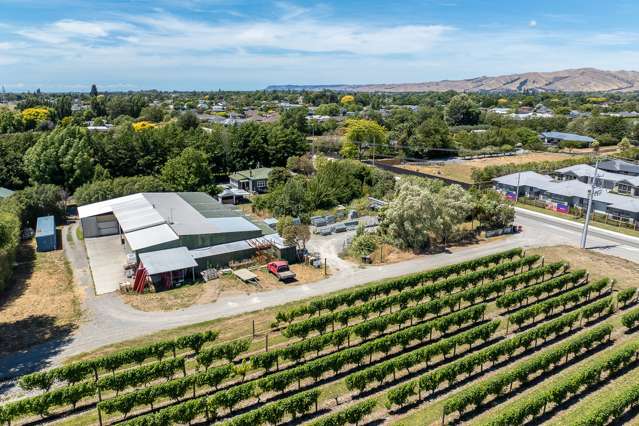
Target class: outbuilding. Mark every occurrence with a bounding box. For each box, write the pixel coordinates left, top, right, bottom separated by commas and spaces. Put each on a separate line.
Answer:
35, 215, 56, 252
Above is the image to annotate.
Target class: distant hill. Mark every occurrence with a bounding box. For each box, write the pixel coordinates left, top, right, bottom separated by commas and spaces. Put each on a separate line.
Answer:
266, 68, 639, 93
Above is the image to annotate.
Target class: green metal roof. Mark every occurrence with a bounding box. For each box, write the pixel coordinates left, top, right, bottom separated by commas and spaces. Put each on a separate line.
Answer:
229, 167, 272, 181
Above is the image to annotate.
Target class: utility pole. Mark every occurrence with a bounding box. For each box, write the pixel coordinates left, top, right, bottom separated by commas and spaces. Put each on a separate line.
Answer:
580, 158, 601, 249
514, 172, 521, 203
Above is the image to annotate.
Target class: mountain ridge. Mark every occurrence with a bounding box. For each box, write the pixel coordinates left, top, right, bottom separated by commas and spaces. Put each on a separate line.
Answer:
266, 68, 639, 93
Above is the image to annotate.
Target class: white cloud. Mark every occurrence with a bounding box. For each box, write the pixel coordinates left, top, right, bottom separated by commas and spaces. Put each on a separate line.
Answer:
528, 20, 537, 28
3, 9, 639, 91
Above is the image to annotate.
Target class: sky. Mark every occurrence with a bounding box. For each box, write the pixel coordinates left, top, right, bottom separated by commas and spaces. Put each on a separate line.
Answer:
1, 0, 639, 92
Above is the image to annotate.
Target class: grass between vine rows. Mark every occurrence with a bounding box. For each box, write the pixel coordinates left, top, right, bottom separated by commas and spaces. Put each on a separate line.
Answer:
26, 246, 639, 426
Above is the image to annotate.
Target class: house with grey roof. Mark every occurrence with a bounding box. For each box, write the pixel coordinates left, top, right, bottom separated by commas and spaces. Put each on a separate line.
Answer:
493, 171, 639, 224
540, 131, 595, 147
598, 159, 639, 177
553, 164, 639, 195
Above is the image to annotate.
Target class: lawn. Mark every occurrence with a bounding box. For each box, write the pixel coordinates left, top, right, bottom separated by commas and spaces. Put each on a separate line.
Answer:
0, 241, 81, 356
399, 152, 575, 184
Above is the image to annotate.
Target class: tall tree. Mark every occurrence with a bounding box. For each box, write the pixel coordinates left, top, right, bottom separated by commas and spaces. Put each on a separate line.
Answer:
160, 147, 213, 192
445, 94, 480, 126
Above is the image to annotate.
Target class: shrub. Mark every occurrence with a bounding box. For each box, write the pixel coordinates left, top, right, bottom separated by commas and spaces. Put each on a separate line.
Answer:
350, 233, 378, 257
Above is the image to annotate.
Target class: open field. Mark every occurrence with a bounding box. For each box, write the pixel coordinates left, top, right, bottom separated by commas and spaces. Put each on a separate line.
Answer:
399, 152, 575, 183
0, 241, 81, 356
4, 246, 639, 426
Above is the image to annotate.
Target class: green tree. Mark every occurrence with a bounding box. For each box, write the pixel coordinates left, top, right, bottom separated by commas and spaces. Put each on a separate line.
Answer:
433, 184, 471, 245
177, 111, 199, 130
277, 216, 310, 250
445, 94, 480, 126
140, 105, 165, 123
344, 119, 387, 150
74, 176, 169, 205
14, 184, 66, 228
315, 103, 341, 116
90, 84, 98, 97
410, 115, 452, 156
54, 96, 73, 121
0, 110, 23, 134
266, 125, 307, 166
340, 139, 358, 159
268, 167, 292, 189
286, 155, 314, 175
382, 181, 439, 251
474, 190, 515, 229
160, 147, 213, 192
24, 126, 95, 190
279, 107, 309, 134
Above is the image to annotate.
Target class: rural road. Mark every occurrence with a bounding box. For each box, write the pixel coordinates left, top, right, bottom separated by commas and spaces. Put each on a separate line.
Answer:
2, 209, 639, 389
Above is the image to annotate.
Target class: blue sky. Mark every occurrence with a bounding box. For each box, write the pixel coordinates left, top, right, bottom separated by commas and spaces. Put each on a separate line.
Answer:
1, 0, 639, 91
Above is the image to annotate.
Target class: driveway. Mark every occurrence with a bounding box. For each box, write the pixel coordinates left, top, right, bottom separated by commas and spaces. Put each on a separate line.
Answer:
84, 235, 126, 295
3, 209, 639, 386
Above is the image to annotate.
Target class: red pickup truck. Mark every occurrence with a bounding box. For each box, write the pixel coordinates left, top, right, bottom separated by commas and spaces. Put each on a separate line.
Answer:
267, 260, 296, 282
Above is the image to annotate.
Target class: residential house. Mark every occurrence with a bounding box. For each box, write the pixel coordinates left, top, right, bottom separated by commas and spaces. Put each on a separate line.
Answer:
599, 159, 639, 177
540, 131, 595, 147
229, 168, 273, 193
493, 171, 639, 224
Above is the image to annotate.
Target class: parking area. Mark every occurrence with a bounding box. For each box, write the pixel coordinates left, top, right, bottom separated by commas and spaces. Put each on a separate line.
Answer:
84, 235, 127, 295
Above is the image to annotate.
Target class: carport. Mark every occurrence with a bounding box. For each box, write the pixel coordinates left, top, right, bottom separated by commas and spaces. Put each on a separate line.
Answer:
138, 247, 199, 290
85, 235, 126, 295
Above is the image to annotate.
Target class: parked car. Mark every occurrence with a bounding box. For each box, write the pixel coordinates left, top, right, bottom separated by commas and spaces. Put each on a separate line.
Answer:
267, 260, 296, 281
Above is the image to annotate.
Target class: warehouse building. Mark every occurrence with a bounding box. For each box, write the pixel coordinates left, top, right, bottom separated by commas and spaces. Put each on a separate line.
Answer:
78, 192, 295, 294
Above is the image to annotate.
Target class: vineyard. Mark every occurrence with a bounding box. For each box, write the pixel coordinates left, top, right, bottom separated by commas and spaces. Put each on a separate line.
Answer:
2, 246, 639, 426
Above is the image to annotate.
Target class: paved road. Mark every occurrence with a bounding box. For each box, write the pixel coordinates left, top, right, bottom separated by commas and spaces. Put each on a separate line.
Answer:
3, 209, 639, 389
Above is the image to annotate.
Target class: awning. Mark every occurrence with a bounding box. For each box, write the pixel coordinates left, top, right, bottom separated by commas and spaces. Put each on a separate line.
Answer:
138, 247, 198, 275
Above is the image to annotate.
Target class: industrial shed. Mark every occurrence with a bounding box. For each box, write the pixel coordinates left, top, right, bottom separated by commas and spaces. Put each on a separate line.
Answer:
78, 192, 295, 294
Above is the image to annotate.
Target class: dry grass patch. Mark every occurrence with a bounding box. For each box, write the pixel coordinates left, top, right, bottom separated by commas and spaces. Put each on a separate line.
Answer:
120, 264, 329, 312
0, 241, 81, 356
120, 283, 209, 312
528, 245, 639, 291
399, 152, 574, 183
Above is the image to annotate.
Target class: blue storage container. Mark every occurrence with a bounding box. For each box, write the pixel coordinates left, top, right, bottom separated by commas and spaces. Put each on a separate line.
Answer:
35, 215, 56, 252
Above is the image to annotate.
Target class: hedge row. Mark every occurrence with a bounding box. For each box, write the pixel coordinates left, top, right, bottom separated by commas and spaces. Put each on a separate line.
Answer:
385, 300, 614, 410
118, 388, 320, 426
621, 305, 639, 329
284, 256, 542, 339
574, 381, 639, 426
253, 303, 487, 372
0, 382, 96, 423
18, 330, 219, 391
617, 287, 637, 307
496, 269, 585, 310
487, 340, 639, 426
507, 278, 610, 329
309, 399, 377, 426
442, 324, 613, 419
274, 248, 524, 325
345, 321, 500, 392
